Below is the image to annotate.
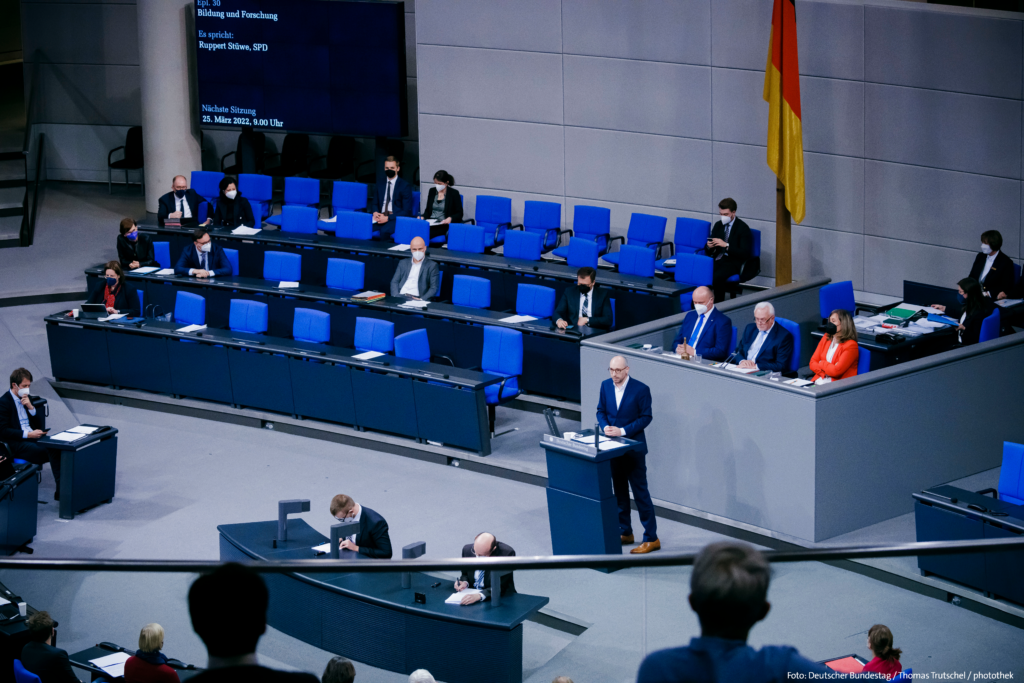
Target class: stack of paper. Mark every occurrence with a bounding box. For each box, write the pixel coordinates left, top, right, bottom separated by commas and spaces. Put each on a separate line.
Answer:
89, 652, 131, 678
176, 324, 206, 333
68, 425, 100, 435
725, 364, 759, 374
49, 431, 87, 443
98, 313, 128, 322
130, 266, 160, 274
353, 350, 385, 360
499, 314, 538, 323
446, 589, 483, 604
231, 226, 261, 236
399, 300, 430, 309
155, 269, 175, 276
389, 244, 411, 252
278, 281, 300, 289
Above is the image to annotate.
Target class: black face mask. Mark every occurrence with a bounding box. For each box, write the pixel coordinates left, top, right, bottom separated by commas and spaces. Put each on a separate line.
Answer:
174, 189, 186, 198
578, 283, 591, 295
385, 169, 397, 179
823, 322, 838, 336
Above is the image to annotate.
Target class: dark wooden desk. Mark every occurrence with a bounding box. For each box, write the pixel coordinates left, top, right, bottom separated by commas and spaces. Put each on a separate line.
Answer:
69, 645, 202, 681
37, 426, 118, 520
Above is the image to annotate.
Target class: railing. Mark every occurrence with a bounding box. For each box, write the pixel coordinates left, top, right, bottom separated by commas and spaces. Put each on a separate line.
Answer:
19, 58, 44, 247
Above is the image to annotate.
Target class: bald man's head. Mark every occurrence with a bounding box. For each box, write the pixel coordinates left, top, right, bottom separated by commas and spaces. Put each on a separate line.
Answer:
410, 235, 426, 262
609, 355, 629, 386
692, 286, 714, 309
473, 532, 497, 557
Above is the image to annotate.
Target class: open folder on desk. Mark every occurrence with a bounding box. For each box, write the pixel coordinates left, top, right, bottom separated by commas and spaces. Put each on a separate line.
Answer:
927, 313, 960, 326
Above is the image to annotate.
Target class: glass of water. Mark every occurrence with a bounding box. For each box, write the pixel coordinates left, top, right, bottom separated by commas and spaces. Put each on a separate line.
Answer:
694, 354, 702, 364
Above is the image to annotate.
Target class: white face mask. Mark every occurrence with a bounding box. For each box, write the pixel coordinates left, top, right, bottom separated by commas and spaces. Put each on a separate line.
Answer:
435, 183, 446, 192
412, 250, 425, 262
225, 190, 238, 200
16, 387, 30, 398
694, 303, 709, 316
981, 243, 993, 255
720, 214, 732, 226
200, 242, 212, 253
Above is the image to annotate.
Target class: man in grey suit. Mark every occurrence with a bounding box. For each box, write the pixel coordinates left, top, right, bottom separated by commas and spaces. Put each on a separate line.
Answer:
390, 236, 440, 300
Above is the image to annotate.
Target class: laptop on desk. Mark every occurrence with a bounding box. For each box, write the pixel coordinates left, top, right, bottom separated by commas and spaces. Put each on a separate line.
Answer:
79, 303, 107, 320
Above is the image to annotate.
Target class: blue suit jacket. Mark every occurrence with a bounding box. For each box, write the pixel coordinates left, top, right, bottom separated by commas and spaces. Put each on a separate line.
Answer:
375, 176, 414, 217
597, 377, 652, 456
174, 243, 233, 277
672, 307, 732, 361
734, 322, 794, 372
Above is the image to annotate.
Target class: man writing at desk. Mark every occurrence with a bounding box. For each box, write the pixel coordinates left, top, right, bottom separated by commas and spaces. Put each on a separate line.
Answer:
330, 494, 393, 558
390, 236, 439, 300
453, 532, 516, 605
555, 267, 613, 331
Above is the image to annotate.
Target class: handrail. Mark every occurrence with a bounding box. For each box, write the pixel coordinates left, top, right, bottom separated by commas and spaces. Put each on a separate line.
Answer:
20, 132, 44, 247
1, 537, 1021, 573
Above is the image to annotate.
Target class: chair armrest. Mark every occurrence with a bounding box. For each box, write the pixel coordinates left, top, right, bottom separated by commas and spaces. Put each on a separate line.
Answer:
653, 240, 673, 259
220, 150, 235, 171
607, 235, 625, 250
108, 145, 125, 166
494, 222, 511, 243
355, 159, 375, 177
307, 154, 327, 174
977, 488, 999, 499
509, 223, 524, 231
431, 354, 455, 367
464, 218, 476, 225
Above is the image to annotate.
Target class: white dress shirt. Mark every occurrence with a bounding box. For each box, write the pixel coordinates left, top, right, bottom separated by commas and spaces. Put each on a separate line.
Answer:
746, 323, 773, 363
188, 246, 216, 278
979, 251, 998, 286
578, 290, 593, 319
345, 504, 362, 544
400, 259, 423, 297
825, 339, 840, 362
9, 389, 36, 438
381, 178, 396, 214
959, 311, 967, 343
690, 307, 713, 347
612, 376, 629, 437
176, 193, 192, 219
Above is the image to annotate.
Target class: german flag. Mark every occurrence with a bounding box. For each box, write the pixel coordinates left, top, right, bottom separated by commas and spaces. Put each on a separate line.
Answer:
763, 0, 805, 224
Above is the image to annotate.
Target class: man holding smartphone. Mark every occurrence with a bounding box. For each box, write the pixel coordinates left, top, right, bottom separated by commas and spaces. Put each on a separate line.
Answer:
0, 368, 59, 498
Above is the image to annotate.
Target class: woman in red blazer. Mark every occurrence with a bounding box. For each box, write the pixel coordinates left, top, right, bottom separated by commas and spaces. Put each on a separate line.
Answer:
809, 309, 859, 382
124, 624, 180, 683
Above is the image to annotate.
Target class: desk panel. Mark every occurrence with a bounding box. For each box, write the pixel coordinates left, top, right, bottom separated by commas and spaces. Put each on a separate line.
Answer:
47, 323, 112, 385
106, 330, 171, 393
413, 382, 488, 452
983, 523, 1024, 605
288, 359, 357, 426
167, 341, 234, 403
351, 369, 419, 438
914, 500, 987, 590
228, 348, 295, 414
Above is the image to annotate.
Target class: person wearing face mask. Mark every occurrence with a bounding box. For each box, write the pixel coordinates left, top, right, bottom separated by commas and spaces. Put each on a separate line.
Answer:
329, 494, 392, 558
371, 156, 414, 240
704, 197, 753, 301
212, 176, 255, 229
0, 368, 60, 496
966, 230, 1014, 301
555, 267, 613, 331
116, 218, 159, 270
809, 309, 859, 383
931, 277, 994, 346
174, 228, 233, 279
390, 236, 440, 300
157, 175, 208, 227
422, 170, 463, 241
86, 261, 139, 316
672, 286, 732, 361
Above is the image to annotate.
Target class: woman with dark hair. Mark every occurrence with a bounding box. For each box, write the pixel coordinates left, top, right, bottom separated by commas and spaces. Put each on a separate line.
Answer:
85, 261, 138, 317
861, 624, 902, 679
422, 170, 463, 240
967, 229, 1014, 300
932, 278, 995, 346
808, 308, 859, 383
212, 175, 255, 228
116, 217, 159, 270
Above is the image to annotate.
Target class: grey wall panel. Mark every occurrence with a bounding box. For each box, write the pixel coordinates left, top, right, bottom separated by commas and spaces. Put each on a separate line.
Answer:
711, 67, 768, 147
792, 224, 864, 290
803, 152, 864, 235
864, 236, 980, 297
40, 122, 134, 182
564, 56, 710, 139
419, 115, 564, 195
417, 46, 563, 124
405, 12, 417, 77
37, 64, 141, 126
712, 142, 775, 223
864, 5, 1022, 100
564, 127, 712, 212
21, 2, 139, 65
710, 0, 773, 70
797, 0, 863, 81
800, 76, 863, 158
865, 84, 1022, 180
561, 0, 711, 65
416, 0, 561, 53
865, 160, 1020, 258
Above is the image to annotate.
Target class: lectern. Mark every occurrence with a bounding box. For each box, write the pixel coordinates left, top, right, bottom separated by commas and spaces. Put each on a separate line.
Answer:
541, 433, 637, 557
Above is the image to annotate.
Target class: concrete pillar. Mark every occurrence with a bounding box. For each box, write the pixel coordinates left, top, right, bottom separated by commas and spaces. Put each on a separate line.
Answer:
137, 0, 202, 213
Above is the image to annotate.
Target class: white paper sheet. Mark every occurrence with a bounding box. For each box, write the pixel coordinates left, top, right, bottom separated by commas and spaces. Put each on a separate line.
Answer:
427, 219, 443, 226
996, 299, 1024, 308
499, 315, 538, 323
155, 269, 175, 276
784, 378, 814, 387
353, 351, 385, 360
67, 425, 100, 434
446, 589, 484, 604
231, 226, 261, 235
389, 244, 411, 251
175, 324, 207, 333
725, 364, 759, 374
313, 542, 331, 554
49, 432, 86, 443
320, 215, 337, 223
90, 651, 130, 677
98, 313, 128, 322
399, 300, 430, 309
278, 281, 300, 289
130, 267, 160, 274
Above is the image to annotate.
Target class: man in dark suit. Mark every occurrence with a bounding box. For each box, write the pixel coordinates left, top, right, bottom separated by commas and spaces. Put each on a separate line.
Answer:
330, 494, 392, 559
734, 302, 794, 373
390, 236, 440, 300
555, 267, 614, 331
157, 175, 208, 227
598, 356, 659, 554
174, 228, 233, 278
672, 286, 733, 362
116, 217, 159, 270
453, 532, 516, 605
372, 156, 413, 240
0, 368, 59, 496
968, 230, 1015, 301
705, 197, 753, 301
20, 611, 79, 683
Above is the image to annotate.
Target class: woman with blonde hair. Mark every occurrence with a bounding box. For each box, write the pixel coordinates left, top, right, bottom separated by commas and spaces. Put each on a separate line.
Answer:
809, 308, 859, 383
862, 624, 903, 679
124, 623, 180, 683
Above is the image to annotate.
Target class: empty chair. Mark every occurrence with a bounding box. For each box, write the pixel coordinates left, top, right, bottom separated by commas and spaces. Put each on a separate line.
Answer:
481, 326, 523, 435
293, 308, 331, 343
229, 299, 269, 334
982, 442, 1024, 505
191, 171, 224, 208
264, 133, 310, 177
775, 317, 801, 374
354, 317, 395, 353
153, 242, 171, 269
617, 244, 656, 278
308, 135, 356, 180
332, 211, 377, 240
394, 216, 430, 245
221, 129, 266, 174
979, 308, 1001, 343
447, 224, 486, 254
266, 177, 320, 226
603, 213, 669, 266
566, 237, 599, 269
857, 345, 871, 375
280, 205, 320, 234
330, 181, 368, 215
658, 218, 712, 273
819, 281, 856, 320
239, 173, 273, 221
674, 253, 714, 287
394, 328, 431, 362
223, 248, 239, 277
107, 125, 144, 194
326, 258, 365, 290
174, 291, 206, 325
467, 195, 511, 250
263, 251, 302, 282
520, 200, 564, 252
502, 229, 543, 262
516, 283, 556, 319
452, 275, 491, 309
552, 205, 611, 258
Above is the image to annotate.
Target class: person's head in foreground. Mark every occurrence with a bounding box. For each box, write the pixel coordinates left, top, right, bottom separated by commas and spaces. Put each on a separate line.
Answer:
408, 670, 435, 683
322, 656, 356, 683
26, 611, 56, 644
189, 563, 267, 662
689, 541, 771, 641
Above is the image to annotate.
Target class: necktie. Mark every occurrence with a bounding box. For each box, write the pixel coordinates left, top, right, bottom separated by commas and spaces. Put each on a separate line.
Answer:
582, 294, 590, 317
384, 182, 392, 214
724, 221, 731, 242
201, 251, 208, 271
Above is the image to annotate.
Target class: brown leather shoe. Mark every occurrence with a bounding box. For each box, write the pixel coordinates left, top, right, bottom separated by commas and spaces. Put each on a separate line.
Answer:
630, 539, 661, 554
620, 534, 635, 545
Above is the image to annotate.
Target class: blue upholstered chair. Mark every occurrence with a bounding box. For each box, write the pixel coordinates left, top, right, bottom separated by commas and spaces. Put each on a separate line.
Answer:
452, 275, 491, 309
819, 281, 856, 319
857, 345, 871, 375
239, 173, 273, 221
394, 216, 430, 245
566, 237, 599, 269
979, 308, 1001, 343
520, 200, 564, 252
728, 327, 738, 356
354, 317, 394, 353
223, 248, 239, 277
447, 224, 486, 254
552, 205, 611, 258
332, 211, 377, 240
467, 195, 511, 250
293, 308, 330, 343
674, 253, 714, 287
516, 283, 556, 319
174, 291, 205, 325
413, 190, 421, 218
229, 299, 268, 334
680, 291, 693, 311
981, 442, 1024, 506
603, 213, 669, 266
153, 242, 171, 269
14, 660, 41, 683
723, 228, 762, 298
136, 289, 144, 314
280, 205, 319, 234
326, 258, 364, 291
617, 244, 656, 278
191, 170, 224, 208
394, 329, 431, 362
266, 177, 320, 226
657, 217, 712, 273
330, 181, 368, 215
482, 326, 523, 435
775, 317, 801, 374
263, 251, 302, 282
502, 228, 543, 262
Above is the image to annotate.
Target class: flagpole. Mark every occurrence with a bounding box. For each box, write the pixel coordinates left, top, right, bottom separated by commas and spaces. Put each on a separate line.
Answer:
775, 178, 792, 286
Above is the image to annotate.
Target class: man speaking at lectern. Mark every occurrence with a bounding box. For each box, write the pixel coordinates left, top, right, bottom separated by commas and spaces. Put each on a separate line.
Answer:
597, 356, 659, 554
